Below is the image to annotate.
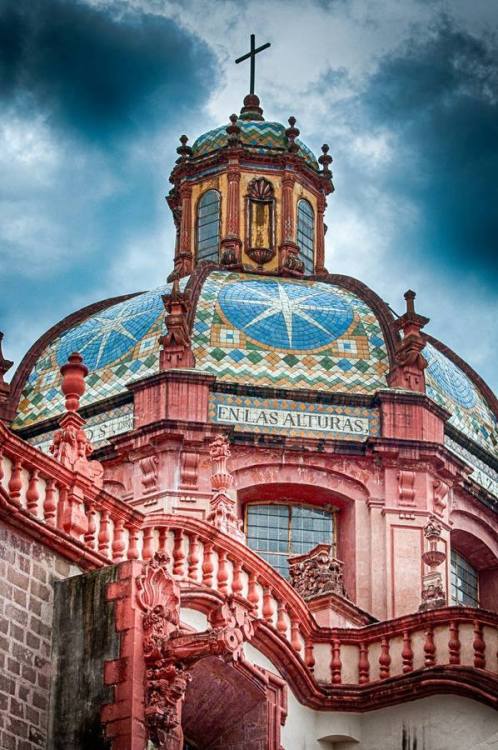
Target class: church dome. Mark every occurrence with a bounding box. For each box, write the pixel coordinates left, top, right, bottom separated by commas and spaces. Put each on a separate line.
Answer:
11, 268, 497, 461
191, 119, 319, 170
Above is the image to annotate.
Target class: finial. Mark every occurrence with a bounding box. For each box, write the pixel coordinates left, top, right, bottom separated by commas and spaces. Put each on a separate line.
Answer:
239, 93, 264, 121
60, 352, 88, 413
226, 113, 241, 146
285, 116, 300, 153
0, 332, 13, 390
235, 34, 271, 97
319, 144, 333, 176
404, 289, 416, 315
176, 134, 192, 161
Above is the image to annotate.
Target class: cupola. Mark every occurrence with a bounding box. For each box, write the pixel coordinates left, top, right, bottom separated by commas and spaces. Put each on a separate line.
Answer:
166, 38, 334, 281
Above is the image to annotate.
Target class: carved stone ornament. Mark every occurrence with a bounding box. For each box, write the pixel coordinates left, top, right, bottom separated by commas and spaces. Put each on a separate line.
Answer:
419, 516, 447, 611
159, 279, 194, 370
207, 435, 244, 542
388, 290, 429, 393
289, 543, 345, 601
136, 554, 256, 750
246, 177, 276, 268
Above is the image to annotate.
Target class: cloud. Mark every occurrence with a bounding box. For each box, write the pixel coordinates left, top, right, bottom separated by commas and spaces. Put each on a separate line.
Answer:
0, 0, 216, 142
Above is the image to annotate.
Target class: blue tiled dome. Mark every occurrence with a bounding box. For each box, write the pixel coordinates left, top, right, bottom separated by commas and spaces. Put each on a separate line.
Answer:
191, 120, 319, 170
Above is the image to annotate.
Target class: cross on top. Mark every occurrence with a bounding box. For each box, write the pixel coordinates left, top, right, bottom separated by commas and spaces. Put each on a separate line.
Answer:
235, 34, 271, 95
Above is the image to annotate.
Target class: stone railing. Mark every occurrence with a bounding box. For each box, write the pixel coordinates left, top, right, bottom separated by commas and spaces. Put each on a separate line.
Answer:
1, 423, 497, 708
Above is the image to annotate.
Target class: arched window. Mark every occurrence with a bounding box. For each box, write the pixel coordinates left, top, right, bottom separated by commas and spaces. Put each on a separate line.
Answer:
451, 549, 479, 606
297, 199, 315, 274
196, 190, 220, 263
246, 503, 334, 578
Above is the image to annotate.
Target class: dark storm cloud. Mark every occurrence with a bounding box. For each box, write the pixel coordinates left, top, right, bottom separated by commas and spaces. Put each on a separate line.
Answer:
364, 22, 498, 282
0, 0, 216, 140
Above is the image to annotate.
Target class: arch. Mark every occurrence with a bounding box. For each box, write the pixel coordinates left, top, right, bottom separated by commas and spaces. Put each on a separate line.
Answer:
450, 519, 498, 612
196, 189, 221, 264
297, 198, 315, 274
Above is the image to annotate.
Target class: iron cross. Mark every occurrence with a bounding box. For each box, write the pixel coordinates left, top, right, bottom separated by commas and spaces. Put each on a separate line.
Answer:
235, 34, 271, 95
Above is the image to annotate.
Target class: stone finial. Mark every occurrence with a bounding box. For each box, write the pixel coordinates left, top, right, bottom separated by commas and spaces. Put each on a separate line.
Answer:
419, 515, 447, 611
176, 134, 192, 162
49, 352, 103, 487
226, 113, 241, 146
285, 116, 300, 153
207, 434, 244, 542
0, 332, 13, 418
319, 144, 333, 176
239, 93, 264, 121
387, 289, 430, 393
159, 280, 194, 370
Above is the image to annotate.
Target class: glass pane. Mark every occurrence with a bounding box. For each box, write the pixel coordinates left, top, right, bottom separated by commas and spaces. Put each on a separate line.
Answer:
197, 190, 220, 262
450, 549, 479, 607
297, 199, 315, 274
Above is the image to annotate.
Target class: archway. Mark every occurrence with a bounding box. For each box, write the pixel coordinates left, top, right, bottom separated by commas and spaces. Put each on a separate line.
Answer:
182, 657, 286, 749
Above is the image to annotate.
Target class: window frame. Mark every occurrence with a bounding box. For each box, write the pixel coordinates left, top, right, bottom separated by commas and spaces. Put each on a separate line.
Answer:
296, 198, 315, 274
245, 501, 337, 577
450, 548, 479, 607
196, 188, 221, 264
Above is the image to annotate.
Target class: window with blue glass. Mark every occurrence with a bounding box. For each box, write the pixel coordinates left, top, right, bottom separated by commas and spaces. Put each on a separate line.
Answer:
246, 503, 334, 578
451, 549, 479, 607
197, 189, 221, 263
296, 199, 315, 274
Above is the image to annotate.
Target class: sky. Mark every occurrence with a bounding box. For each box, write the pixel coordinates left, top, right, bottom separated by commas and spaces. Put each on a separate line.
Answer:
0, 0, 497, 392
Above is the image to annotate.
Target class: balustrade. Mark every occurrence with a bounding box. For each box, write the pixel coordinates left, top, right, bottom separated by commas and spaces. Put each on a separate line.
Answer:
1, 435, 498, 696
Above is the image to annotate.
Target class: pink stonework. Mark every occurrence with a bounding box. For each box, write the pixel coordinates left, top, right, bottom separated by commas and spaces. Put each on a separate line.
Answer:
0, 86, 497, 750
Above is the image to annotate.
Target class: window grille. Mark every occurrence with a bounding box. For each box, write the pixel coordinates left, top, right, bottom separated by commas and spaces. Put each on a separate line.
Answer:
450, 549, 479, 607
297, 199, 315, 274
246, 503, 334, 578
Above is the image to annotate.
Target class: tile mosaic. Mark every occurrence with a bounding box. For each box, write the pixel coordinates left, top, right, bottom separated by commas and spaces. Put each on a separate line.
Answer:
14, 279, 189, 429
425, 343, 497, 457
191, 271, 390, 395
191, 120, 319, 169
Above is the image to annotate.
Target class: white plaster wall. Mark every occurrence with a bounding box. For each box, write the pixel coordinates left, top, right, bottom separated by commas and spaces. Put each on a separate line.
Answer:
180, 610, 498, 750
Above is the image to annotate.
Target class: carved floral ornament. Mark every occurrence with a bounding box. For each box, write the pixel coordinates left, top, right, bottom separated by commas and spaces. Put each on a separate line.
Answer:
136, 553, 256, 750
246, 176, 276, 267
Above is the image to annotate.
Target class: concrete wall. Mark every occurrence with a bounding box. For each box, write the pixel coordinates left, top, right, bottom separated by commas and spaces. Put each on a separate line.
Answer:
48, 565, 120, 750
0, 523, 80, 750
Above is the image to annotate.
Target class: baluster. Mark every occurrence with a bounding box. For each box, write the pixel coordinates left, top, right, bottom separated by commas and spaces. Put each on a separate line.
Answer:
26, 469, 40, 514
402, 630, 413, 673
290, 615, 302, 656
424, 626, 436, 667
126, 524, 139, 560
305, 638, 315, 672
473, 620, 486, 669
202, 542, 215, 587
173, 529, 185, 577
188, 534, 200, 581
112, 518, 126, 562
231, 558, 243, 596
8, 459, 22, 507
358, 642, 369, 684
142, 527, 154, 561
247, 571, 260, 610
262, 586, 275, 625
43, 479, 57, 526
448, 621, 460, 665
276, 600, 287, 637
379, 637, 391, 679
331, 639, 342, 684
157, 527, 168, 555
84, 501, 97, 549
217, 550, 229, 594
98, 510, 111, 558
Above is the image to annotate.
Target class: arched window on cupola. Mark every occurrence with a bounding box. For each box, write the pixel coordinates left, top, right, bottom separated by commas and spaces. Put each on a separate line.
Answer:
296, 199, 315, 274
196, 189, 221, 263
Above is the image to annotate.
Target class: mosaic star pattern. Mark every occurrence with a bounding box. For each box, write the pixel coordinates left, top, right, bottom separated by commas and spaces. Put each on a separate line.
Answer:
14, 280, 189, 429
425, 343, 497, 456
191, 271, 390, 394
191, 120, 319, 170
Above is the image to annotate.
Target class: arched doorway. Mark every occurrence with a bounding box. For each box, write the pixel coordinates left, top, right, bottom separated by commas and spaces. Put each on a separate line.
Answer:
182, 656, 286, 749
